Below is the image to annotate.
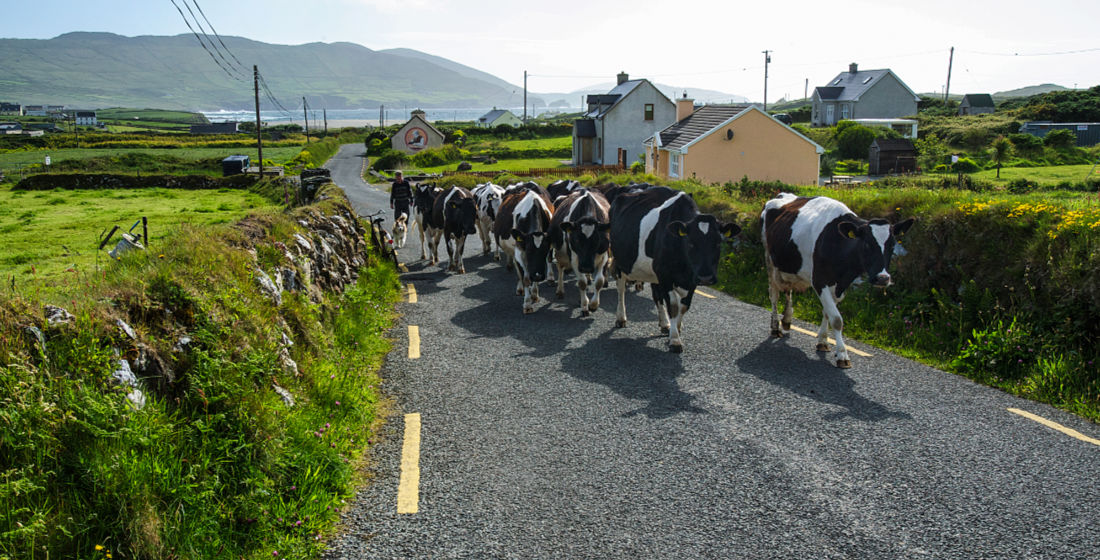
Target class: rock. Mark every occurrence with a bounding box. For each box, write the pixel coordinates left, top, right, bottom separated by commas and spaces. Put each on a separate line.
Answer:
254, 268, 282, 306
457, 161, 473, 171
23, 326, 46, 356
126, 389, 146, 409
117, 319, 137, 340
44, 305, 74, 326
273, 384, 295, 407
279, 267, 299, 292
294, 233, 313, 252
134, 343, 174, 386
112, 358, 139, 387
173, 336, 192, 353
279, 347, 299, 375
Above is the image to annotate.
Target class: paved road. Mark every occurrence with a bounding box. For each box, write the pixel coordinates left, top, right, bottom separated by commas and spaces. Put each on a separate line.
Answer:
322, 144, 1099, 559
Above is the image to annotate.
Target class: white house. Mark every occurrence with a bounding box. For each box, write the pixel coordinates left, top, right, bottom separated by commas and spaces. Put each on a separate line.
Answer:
572, 72, 676, 167
477, 108, 522, 128
75, 111, 97, 126
811, 63, 919, 127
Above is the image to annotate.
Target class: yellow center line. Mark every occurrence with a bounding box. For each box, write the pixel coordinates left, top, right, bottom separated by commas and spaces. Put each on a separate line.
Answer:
694, 288, 717, 299
397, 413, 422, 514
408, 326, 420, 359
788, 325, 873, 357
1008, 408, 1100, 447
407, 283, 418, 303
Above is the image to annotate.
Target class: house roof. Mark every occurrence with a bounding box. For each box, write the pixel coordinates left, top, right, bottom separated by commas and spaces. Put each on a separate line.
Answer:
478, 109, 511, 123
648, 105, 824, 155
655, 105, 753, 151
815, 69, 919, 102
584, 80, 645, 118
401, 113, 444, 138
961, 94, 995, 108
574, 118, 596, 138
870, 138, 916, 151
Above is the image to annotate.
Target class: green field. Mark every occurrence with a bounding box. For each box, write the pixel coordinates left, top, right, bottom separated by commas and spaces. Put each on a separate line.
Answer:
465, 136, 572, 151
0, 186, 280, 288
0, 146, 304, 175
414, 157, 567, 174
970, 163, 1100, 185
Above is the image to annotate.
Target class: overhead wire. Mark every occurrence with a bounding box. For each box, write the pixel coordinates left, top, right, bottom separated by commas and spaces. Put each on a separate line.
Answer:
178, 0, 247, 79
188, 0, 248, 72
168, 0, 245, 82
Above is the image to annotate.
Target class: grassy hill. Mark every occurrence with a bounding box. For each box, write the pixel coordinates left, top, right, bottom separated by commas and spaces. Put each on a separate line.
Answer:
0, 32, 521, 111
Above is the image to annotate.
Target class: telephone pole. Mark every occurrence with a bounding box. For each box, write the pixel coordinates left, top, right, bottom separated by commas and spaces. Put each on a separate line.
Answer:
523, 70, 528, 124
302, 97, 310, 143
762, 50, 772, 111
323, 108, 328, 136
253, 65, 264, 182
944, 46, 955, 107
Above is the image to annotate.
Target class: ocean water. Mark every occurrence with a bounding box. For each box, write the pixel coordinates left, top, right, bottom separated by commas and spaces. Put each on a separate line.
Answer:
201, 106, 576, 127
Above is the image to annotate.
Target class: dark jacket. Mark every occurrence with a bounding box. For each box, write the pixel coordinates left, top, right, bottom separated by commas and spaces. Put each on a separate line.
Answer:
390, 179, 412, 206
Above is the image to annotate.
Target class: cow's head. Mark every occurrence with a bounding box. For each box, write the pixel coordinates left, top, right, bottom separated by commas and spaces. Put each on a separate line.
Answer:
837, 217, 915, 287
414, 183, 440, 212
448, 195, 478, 235
512, 229, 552, 282
667, 215, 741, 286
560, 218, 611, 274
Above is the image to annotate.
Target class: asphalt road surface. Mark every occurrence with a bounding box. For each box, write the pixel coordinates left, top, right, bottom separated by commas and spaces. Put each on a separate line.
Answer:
322, 144, 1099, 559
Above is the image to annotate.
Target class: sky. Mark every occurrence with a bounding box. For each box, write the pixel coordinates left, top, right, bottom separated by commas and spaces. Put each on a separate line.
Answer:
3, 0, 1099, 102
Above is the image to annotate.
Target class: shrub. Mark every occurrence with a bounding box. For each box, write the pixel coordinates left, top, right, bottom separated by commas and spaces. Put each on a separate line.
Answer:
1008, 133, 1044, 156
951, 157, 981, 173
951, 318, 1038, 382
1043, 129, 1077, 149
371, 149, 407, 171
409, 144, 465, 167
835, 122, 877, 160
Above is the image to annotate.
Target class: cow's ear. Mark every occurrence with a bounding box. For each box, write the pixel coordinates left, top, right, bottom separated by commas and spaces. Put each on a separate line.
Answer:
511, 228, 524, 243
667, 221, 689, 237
560, 222, 574, 233
892, 218, 915, 237
720, 222, 742, 239
837, 221, 860, 239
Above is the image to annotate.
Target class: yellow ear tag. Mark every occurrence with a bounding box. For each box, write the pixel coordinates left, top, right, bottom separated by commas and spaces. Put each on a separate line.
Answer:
678, 230, 687, 237
847, 230, 857, 239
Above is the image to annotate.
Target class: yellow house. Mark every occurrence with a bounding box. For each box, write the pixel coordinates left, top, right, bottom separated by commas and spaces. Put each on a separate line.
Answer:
644, 98, 823, 186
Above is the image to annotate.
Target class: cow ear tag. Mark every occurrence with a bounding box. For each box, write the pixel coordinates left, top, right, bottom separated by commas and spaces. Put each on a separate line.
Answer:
678, 230, 687, 237
847, 230, 857, 239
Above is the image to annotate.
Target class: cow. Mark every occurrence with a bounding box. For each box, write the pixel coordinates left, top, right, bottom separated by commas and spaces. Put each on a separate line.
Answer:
548, 188, 611, 316
472, 182, 506, 260
610, 186, 740, 353
429, 185, 478, 273
392, 213, 408, 248
547, 179, 582, 203
493, 183, 554, 314
762, 192, 915, 368
412, 182, 442, 261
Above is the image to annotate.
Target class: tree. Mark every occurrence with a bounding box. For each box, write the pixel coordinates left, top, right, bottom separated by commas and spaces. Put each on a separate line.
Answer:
834, 122, 877, 160
1043, 129, 1077, 149
989, 135, 1014, 178
914, 133, 950, 171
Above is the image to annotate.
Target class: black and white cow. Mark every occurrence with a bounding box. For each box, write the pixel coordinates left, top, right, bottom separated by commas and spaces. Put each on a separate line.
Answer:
548, 188, 611, 316
762, 192, 915, 368
429, 185, 478, 273
610, 186, 740, 353
546, 179, 582, 203
472, 182, 505, 260
412, 182, 442, 261
493, 183, 554, 314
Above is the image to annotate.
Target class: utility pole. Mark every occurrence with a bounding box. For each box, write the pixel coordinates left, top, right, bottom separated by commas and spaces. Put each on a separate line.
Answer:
804, 78, 809, 100
944, 46, 955, 107
379, 105, 384, 129
762, 50, 772, 112
302, 97, 310, 143
523, 70, 528, 124
253, 65, 264, 181
323, 108, 328, 136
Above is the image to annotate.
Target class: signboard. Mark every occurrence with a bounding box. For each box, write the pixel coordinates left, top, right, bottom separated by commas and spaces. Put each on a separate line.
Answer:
1078, 125, 1088, 131
45, 155, 51, 166
951, 155, 959, 164
404, 127, 428, 152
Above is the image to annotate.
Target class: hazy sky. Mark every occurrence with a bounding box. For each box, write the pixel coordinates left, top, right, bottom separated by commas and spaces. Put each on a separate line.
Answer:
4, 0, 1099, 101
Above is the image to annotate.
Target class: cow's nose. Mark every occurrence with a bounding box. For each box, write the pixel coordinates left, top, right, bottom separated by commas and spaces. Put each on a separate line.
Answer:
874, 272, 892, 286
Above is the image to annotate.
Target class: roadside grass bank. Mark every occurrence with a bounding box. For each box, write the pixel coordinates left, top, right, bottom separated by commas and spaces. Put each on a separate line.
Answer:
0, 147, 305, 176
546, 171, 1100, 422
0, 184, 401, 559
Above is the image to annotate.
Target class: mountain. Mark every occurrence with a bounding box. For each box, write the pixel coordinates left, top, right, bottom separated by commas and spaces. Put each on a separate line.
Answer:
0, 32, 534, 111
993, 83, 1068, 99
536, 81, 750, 109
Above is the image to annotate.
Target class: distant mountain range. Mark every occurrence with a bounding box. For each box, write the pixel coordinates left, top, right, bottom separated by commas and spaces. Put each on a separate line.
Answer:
0, 33, 749, 112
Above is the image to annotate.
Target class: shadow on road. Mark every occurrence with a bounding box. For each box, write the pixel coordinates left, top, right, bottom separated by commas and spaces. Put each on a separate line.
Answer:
736, 337, 910, 422
561, 328, 704, 419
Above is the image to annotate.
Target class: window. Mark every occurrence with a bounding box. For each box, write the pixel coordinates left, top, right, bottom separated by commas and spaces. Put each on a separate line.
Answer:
832, 78, 842, 85
644, 103, 654, 121
670, 153, 681, 178
840, 105, 850, 120
826, 104, 835, 124
862, 76, 873, 84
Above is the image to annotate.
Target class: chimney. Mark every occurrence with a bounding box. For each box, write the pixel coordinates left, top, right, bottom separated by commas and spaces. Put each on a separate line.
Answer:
849, 62, 858, 74
617, 71, 629, 85
676, 93, 695, 122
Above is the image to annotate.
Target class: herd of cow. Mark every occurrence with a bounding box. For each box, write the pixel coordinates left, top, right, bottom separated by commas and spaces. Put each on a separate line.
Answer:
387, 179, 914, 368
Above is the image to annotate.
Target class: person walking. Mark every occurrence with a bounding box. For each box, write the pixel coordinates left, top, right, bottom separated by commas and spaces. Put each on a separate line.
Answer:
390, 170, 413, 221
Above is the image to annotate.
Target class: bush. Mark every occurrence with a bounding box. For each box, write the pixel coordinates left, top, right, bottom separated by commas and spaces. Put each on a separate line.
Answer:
1008, 133, 1044, 156
410, 144, 466, 167
1044, 129, 1077, 149
371, 149, 407, 171
366, 137, 389, 157
951, 157, 981, 173
835, 122, 877, 160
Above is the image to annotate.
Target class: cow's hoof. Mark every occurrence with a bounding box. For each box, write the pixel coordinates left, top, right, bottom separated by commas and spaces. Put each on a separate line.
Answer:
660, 326, 670, 335
835, 359, 852, 369
556, 292, 565, 300
458, 268, 466, 274
771, 329, 784, 338
523, 307, 535, 315
587, 302, 599, 313
669, 343, 683, 354
781, 320, 791, 330
615, 319, 627, 328
816, 343, 831, 352
581, 310, 590, 318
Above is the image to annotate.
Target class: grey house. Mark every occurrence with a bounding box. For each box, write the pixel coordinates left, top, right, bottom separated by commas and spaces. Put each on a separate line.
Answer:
811, 63, 919, 127
958, 94, 995, 116
572, 73, 676, 167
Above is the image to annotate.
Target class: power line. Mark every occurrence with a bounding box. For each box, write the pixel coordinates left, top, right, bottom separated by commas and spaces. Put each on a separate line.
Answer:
188, 0, 247, 72
168, 0, 245, 81
179, 0, 247, 78
966, 46, 1100, 57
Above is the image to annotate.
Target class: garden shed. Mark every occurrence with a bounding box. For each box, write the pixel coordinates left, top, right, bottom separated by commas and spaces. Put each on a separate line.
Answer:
868, 138, 916, 175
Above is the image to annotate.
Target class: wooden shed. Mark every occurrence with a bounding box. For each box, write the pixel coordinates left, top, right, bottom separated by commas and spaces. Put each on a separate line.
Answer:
868, 138, 916, 175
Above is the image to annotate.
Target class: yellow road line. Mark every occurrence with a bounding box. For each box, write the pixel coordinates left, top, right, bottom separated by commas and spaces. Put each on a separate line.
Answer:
1008, 408, 1100, 447
397, 413, 422, 514
694, 288, 717, 299
408, 326, 420, 359
407, 283, 418, 303
788, 325, 873, 357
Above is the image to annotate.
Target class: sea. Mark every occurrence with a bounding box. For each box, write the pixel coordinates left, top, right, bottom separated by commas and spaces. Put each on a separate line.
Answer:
200, 106, 577, 128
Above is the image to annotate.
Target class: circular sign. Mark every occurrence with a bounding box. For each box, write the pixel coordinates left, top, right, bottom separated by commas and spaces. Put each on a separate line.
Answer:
404, 127, 428, 151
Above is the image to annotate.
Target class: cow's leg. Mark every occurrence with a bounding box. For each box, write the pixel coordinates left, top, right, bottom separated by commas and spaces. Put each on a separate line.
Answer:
577, 274, 591, 317
614, 272, 628, 328
769, 280, 784, 338
477, 219, 490, 254
555, 250, 568, 300
782, 290, 794, 331
513, 258, 525, 296
522, 275, 537, 314
652, 285, 671, 335
444, 234, 456, 271
666, 288, 691, 353
816, 287, 850, 368
588, 254, 607, 313
454, 234, 467, 274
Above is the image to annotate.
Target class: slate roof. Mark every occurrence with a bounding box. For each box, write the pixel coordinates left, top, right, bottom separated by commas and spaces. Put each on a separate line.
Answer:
961, 94, 995, 108
654, 105, 752, 151
584, 80, 644, 118
814, 69, 918, 102
478, 109, 510, 124
870, 138, 916, 152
